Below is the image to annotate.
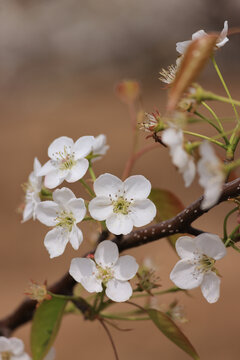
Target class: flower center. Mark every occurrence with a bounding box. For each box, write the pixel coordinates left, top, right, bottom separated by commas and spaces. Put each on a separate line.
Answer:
1, 352, 12, 360
56, 146, 76, 171
96, 265, 114, 285
112, 196, 131, 215
56, 210, 75, 231
197, 254, 216, 273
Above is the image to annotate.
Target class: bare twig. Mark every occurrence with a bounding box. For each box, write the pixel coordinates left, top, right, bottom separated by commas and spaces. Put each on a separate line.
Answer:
99, 319, 120, 360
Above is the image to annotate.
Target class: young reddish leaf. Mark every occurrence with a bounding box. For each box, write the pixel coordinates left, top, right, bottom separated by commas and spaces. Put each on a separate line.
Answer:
148, 309, 199, 360
31, 297, 67, 360
149, 188, 184, 247
167, 34, 218, 112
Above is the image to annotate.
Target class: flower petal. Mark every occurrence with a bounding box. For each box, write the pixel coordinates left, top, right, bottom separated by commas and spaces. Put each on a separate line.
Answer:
170, 259, 204, 289
65, 159, 89, 182
0, 337, 10, 352
106, 279, 132, 302
93, 173, 123, 197
192, 29, 207, 40
92, 134, 109, 159
182, 158, 196, 188
36, 201, 59, 226
217, 20, 229, 48
33, 157, 42, 174
175, 236, 197, 259
67, 198, 86, 223
130, 199, 156, 227
44, 228, 69, 258
162, 128, 183, 148
201, 272, 221, 303
196, 233, 226, 260
22, 202, 34, 223
88, 196, 113, 221
72, 136, 95, 159
95, 240, 119, 267
48, 136, 74, 160
123, 175, 151, 200
113, 255, 139, 281
69, 225, 83, 250
106, 213, 133, 235
52, 187, 75, 205
176, 40, 191, 54
9, 338, 24, 355
44, 170, 66, 189
13, 353, 31, 360
69, 258, 102, 293
37, 160, 57, 177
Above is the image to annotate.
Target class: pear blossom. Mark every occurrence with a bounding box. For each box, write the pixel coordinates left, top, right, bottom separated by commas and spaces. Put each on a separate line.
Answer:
88, 173, 156, 235
197, 141, 225, 210
36, 187, 86, 258
170, 233, 226, 303
176, 20, 229, 55
91, 134, 109, 162
139, 112, 159, 132
37, 136, 94, 189
22, 158, 42, 222
162, 127, 196, 187
159, 57, 182, 85
69, 240, 139, 302
0, 337, 30, 360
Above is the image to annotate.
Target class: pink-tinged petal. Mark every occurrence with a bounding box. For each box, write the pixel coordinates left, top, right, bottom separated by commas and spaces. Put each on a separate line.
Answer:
52, 187, 75, 205
72, 136, 95, 159
48, 136, 74, 160
130, 199, 156, 227
123, 175, 151, 200
0, 337, 10, 352
95, 240, 119, 267
44, 170, 66, 189
88, 196, 113, 221
22, 202, 34, 223
196, 233, 226, 260
106, 279, 132, 302
68, 198, 86, 223
9, 338, 24, 355
69, 258, 102, 293
170, 259, 204, 289
69, 225, 83, 250
113, 255, 138, 281
36, 201, 59, 226
175, 236, 197, 259
106, 213, 133, 235
44, 348, 56, 360
37, 160, 56, 176
44, 228, 69, 258
93, 173, 123, 197
176, 40, 191, 54
201, 272, 221, 303
65, 159, 89, 182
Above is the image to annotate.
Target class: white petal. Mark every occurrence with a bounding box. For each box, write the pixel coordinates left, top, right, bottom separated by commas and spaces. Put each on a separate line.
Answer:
68, 198, 86, 223
192, 29, 207, 40
72, 136, 95, 159
92, 134, 109, 159
12, 353, 31, 360
106, 213, 133, 235
22, 202, 34, 222
201, 272, 221, 303
0, 337, 10, 352
44, 228, 69, 258
88, 196, 113, 221
113, 255, 139, 281
36, 201, 59, 226
93, 173, 123, 197
48, 136, 74, 160
123, 175, 151, 200
9, 338, 24, 355
162, 128, 183, 147
170, 259, 204, 289
33, 157, 42, 174
44, 170, 66, 189
196, 233, 226, 260
201, 182, 222, 210
95, 240, 119, 267
217, 21, 229, 48
106, 279, 132, 302
130, 199, 156, 227
65, 159, 89, 182
171, 146, 188, 168
182, 158, 196, 188
69, 225, 83, 250
176, 40, 191, 54
69, 258, 102, 293
44, 348, 56, 360
52, 187, 75, 205
175, 236, 197, 259
37, 160, 57, 176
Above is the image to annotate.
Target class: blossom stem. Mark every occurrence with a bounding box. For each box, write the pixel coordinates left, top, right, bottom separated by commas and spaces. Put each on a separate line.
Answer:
100, 314, 150, 321
194, 110, 222, 133
223, 207, 238, 240
132, 286, 183, 299
183, 130, 227, 148
99, 319, 120, 360
47, 291, 79, 301
79, 179, 95, 197
88, 162, 96, 182
229, 224, 240, 239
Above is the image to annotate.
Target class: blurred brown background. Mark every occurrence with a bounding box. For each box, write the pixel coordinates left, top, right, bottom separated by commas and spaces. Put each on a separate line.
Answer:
1, 1, 240, 359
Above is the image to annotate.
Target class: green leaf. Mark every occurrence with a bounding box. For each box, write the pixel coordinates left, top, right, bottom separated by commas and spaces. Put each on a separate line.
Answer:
31, 297, 67, 360
148, 309, 199, 360
149, 188, 184, 247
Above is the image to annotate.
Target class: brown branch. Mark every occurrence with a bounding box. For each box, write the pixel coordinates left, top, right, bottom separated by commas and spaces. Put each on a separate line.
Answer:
1, 177, 240, 336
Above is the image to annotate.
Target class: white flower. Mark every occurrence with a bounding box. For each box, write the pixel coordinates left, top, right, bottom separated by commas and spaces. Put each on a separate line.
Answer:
176, 20, 229, 55
159, 57, 182, 85
38, 136, 94, 189
69, 240, 139, 302
92, 134, 109, 162
88, 173, 156, 235
36, 187, 86, 258
162, 127, 196, 187
170, 233, 226, 303
197, 141, 225, 210
22, 158, 42, 222
0, 337, 30, 360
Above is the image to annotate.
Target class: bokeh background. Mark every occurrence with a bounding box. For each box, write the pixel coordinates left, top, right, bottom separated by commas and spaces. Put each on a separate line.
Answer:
1, 0, 240, 359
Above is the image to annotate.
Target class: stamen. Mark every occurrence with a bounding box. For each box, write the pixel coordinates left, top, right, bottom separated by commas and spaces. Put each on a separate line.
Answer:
112, 196, 131, 215
56, 210, 75, 231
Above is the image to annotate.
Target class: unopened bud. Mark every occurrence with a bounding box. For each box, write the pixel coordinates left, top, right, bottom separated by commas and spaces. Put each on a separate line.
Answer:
115, 80, 141, 104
